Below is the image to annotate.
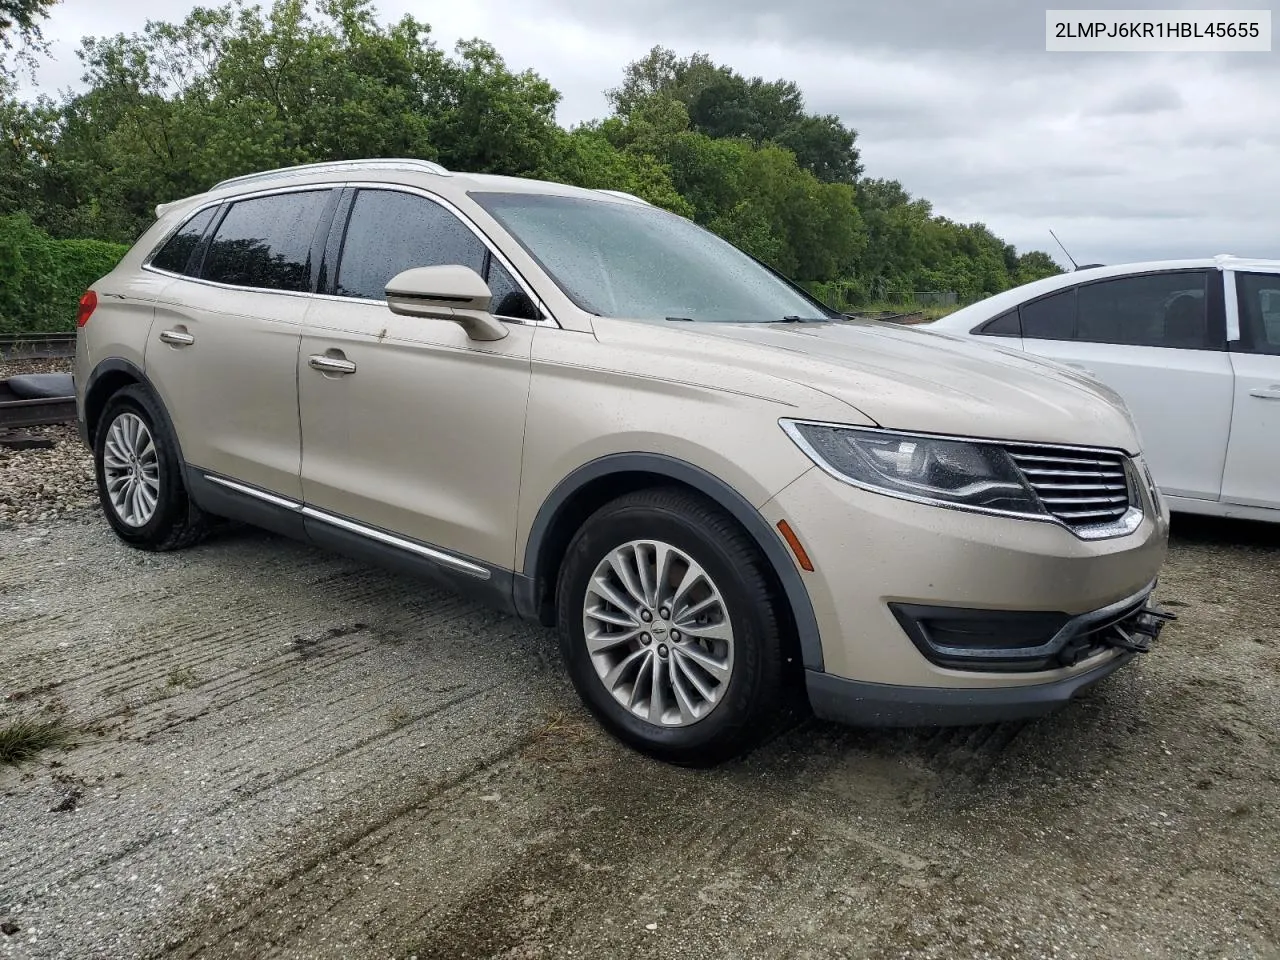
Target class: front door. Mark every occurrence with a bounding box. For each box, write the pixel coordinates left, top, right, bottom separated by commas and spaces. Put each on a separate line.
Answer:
1221, 271, 1280, 512
297, 186, 541, 570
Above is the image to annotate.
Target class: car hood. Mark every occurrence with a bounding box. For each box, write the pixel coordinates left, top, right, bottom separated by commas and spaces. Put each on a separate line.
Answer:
599, 318, 1141, 453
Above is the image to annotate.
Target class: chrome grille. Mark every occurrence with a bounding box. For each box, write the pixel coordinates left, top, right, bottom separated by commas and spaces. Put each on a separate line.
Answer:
1003, 445, 1133, 528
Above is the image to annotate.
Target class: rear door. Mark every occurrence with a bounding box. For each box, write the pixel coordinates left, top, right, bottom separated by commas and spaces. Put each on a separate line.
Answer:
1220, 271, 1280, 511
144, 188, 336, 501
1015, 270, 1234, 502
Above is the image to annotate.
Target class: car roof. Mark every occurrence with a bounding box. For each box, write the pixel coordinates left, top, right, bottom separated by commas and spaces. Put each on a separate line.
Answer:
931, 255, 1280, 330
154, 158, 653, 219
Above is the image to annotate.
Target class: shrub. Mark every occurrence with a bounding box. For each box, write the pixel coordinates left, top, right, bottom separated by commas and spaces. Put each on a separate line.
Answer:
0, 215, 128, 335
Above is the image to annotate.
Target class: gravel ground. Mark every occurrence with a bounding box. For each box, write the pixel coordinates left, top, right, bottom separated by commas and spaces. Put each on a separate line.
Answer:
0, 426, 96, 526
0, 358, 73, 379
1, 487, 1277, 958
0, 359, 94, 527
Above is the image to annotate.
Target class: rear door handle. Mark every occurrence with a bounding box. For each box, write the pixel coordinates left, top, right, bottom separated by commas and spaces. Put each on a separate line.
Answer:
1249, 386, 1280, 400
308, 354, 357, 376
159, 329, 195, 347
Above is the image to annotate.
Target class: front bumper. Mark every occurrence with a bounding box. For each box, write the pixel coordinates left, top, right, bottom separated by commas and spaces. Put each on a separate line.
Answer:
806, 651, 1137, 727
759, 461, 1170, 721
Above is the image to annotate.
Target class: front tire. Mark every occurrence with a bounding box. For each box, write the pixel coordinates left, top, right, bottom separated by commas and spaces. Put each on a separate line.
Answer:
556, 487, 785, 764
94, 384, 208, 551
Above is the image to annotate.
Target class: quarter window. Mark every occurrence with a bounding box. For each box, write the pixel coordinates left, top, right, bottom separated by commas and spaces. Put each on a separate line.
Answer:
485, 257, 540, 321
1235, 273, 1280, 356
201, 191, 330, 292
1076, 272, 1211, 349
150, 207, 217, 276
976, 309, 1021, 337
335, 190, 486, 301
1020, 289, 1076, 340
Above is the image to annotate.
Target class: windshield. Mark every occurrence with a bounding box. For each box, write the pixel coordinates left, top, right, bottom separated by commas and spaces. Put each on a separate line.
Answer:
470, 192, 835, 323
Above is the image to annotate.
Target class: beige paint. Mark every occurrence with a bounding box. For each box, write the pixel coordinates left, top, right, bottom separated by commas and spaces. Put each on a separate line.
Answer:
77, 161, 1170, 699
299, 297, 535, 567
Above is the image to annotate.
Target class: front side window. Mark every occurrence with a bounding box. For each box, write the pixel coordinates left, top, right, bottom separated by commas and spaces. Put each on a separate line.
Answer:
1236, 272, 1280, 355
201, 190, 330, 292
335, 190, 486, 301
470, 192, 834, 323
150, 207, 217, 276
1077, 272, 1212, 349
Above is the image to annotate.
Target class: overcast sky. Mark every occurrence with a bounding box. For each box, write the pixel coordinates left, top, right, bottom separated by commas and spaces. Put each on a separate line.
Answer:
17, 0, 1280, 266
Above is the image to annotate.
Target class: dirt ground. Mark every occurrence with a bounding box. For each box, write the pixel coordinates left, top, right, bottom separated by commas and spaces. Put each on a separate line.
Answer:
1, 506, 1277, 960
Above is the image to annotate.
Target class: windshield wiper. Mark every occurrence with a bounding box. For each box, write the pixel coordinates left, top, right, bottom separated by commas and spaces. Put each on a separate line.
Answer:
777, 315, 833, 323
665, 316, 695, 322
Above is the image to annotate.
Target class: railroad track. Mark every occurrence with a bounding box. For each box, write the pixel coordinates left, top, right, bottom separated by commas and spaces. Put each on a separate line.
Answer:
0, 332, 77, 360
0, 374, 76, 432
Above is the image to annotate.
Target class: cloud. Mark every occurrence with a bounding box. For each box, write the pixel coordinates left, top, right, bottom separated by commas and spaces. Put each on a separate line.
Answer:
16, 0, 1280, 266
1098, 82, 1185, 115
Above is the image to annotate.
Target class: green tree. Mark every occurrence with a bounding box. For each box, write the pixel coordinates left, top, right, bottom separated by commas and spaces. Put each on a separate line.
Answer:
1, 0, 57, 72
1016, 250, 1064, 284
608, 46, 862, 184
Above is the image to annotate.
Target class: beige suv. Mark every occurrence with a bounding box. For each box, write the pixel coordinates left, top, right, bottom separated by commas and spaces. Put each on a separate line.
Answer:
75, 159, 1173, 762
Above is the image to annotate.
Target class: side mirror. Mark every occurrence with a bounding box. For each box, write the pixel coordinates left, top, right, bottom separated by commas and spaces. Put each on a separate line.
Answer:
384, 265, 508, 342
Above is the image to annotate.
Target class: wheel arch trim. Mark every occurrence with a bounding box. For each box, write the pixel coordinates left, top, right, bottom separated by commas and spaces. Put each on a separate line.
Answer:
83, 358, 187, 467
521, 453, 824, 671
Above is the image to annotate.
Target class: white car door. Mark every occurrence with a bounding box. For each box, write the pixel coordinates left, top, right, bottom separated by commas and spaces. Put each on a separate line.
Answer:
1013, 270, 1234, 503
1220, 271, 1280, 512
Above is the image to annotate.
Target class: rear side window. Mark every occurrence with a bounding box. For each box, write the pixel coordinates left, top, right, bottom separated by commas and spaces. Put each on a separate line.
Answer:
201, 191, 330, 292
1020, 288, 1075, 340
335, 190, 486, 301
1236, 272, 1280, 355
150, 207, 217, 275
1077, 272, 1211, 349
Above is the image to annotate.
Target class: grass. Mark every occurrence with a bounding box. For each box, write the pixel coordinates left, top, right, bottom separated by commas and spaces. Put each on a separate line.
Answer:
166, 666, 198, 689
0, 716, 76, 767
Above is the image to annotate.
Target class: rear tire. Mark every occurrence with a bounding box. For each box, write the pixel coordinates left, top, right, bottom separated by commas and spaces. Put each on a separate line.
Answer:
556, 487, 785, 765
94, 385, 209, 551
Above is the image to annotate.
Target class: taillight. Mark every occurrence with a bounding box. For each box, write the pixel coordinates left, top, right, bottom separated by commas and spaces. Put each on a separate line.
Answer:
76, 290, 98, 327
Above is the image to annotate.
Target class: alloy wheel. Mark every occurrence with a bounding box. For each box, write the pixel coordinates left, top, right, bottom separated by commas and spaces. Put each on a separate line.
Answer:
102, 412, 160, 527
582, 539, 735, 726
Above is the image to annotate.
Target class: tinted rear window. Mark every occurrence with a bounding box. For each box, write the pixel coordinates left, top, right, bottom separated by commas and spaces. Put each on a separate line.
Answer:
1020, 289, 1076, 340
1076, 272, 1210, 349
201, 191, 330, 292
150, 207, 217, 275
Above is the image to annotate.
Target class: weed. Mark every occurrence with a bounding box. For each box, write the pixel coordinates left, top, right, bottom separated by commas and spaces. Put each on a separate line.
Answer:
0, 716, 76, 767
166, 666, 198, 689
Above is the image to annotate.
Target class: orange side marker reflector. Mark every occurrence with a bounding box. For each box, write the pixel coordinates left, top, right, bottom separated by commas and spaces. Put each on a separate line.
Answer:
776, 520, 814, 572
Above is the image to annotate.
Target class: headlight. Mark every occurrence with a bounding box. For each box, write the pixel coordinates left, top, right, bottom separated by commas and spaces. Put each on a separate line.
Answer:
780, 420, 1047, 518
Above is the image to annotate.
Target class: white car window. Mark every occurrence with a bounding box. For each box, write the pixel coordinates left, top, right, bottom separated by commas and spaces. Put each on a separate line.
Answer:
1076, 272, 1213, 350
1235, 273, 1280, 355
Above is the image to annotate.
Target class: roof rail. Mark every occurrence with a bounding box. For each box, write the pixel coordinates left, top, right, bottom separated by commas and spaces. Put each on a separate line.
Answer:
212, 158, 451, 191
595, 189, 652, 206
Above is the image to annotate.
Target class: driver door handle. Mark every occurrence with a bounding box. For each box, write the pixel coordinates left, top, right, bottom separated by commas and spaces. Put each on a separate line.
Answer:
1249, 386, 1280, 400
308, 354, 357, 376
